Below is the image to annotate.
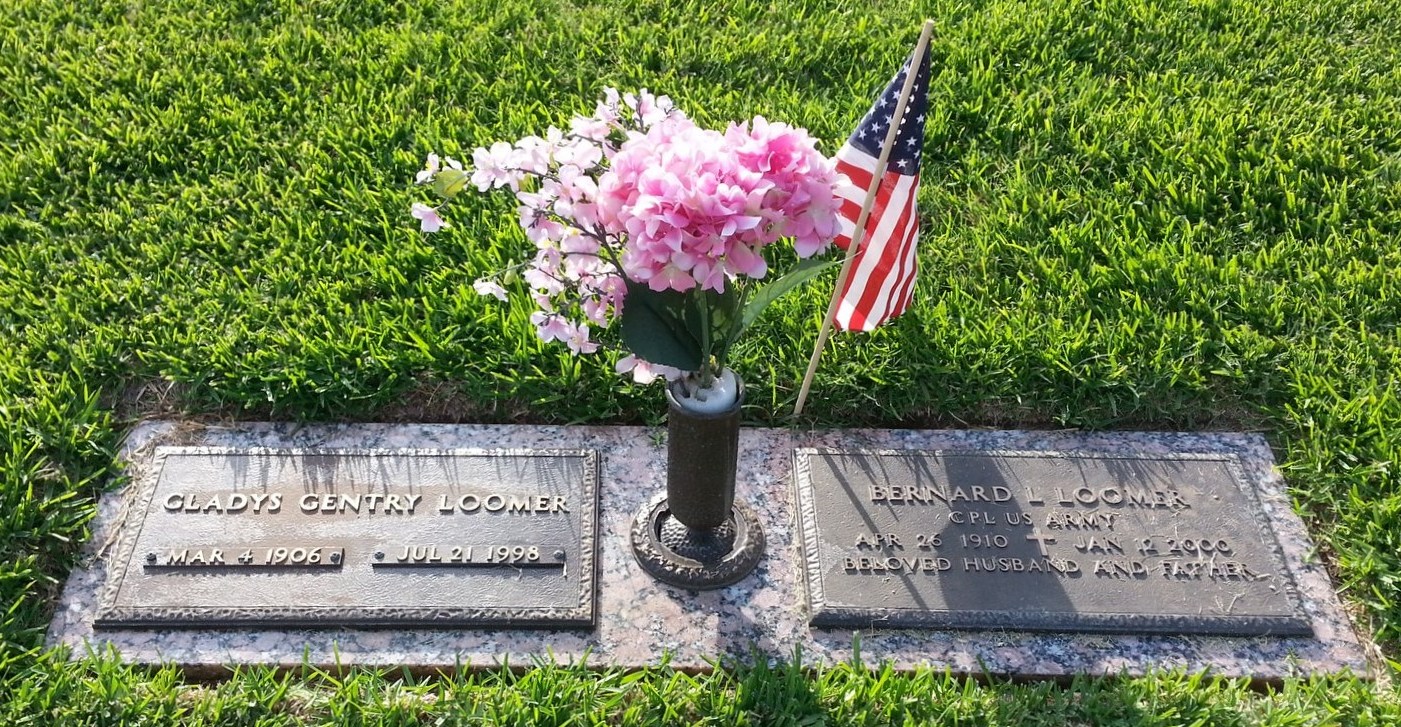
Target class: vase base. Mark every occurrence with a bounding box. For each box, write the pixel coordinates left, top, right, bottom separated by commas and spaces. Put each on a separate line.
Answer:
630, 492, 764, 590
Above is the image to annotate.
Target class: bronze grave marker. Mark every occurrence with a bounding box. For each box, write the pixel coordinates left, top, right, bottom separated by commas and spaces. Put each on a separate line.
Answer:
792, 449, 1310, 636
96, 447, 598, 628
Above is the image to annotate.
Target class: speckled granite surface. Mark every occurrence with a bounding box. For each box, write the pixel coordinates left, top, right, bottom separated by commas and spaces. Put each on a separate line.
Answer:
49, 422, 1369, 680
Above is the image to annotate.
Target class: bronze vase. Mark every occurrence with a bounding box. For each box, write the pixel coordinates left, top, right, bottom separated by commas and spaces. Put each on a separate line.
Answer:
630, 370, 765, 589
662, 374, 742, 530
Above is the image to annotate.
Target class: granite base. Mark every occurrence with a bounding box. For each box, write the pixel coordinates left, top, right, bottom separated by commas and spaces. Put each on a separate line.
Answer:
48, 422, 1369, 682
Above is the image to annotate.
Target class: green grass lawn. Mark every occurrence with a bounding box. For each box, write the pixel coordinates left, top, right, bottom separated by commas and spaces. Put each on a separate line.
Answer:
2, 0, 1399, 721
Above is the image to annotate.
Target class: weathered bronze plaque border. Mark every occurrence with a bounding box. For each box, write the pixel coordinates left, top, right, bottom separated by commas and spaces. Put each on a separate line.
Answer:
96, 447, 599, 629
793, 448, 1311, 636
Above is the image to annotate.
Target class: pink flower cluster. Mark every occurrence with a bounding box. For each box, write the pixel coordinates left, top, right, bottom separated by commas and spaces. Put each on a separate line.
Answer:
597, 116, 843, 293
413, 88, 845, 376
447, 90, 674, 356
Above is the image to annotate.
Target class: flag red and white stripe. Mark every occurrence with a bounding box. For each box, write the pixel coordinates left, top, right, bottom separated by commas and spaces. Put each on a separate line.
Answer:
831, 147, 921, 331
829, 42, 930, 332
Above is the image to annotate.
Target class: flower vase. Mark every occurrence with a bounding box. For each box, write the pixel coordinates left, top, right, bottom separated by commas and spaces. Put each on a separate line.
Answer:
630, 369, 765, 589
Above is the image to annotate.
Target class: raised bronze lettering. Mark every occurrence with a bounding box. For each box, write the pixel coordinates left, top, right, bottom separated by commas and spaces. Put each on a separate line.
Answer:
163, 492, 281, 514
299, 493, 422, 515
1092, 559, 1148, 578
1073, 536, 1124, 554
435, 493, 569, 514
842, 555, 951, 574
1054, 486, 1190, 510
948, 510, 1000, 524
384, 544, 545, 566
869, 483, 1012, 504
961, 556, 1079, 575
164, 548, 225, 566
1044, 510, 1117, 530
1004, 512, 1034, 526
854, 533, 906, 549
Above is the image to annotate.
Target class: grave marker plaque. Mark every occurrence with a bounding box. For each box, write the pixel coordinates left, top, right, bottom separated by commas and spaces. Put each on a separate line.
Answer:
793, 449, 1310, 636
96, 447, 598, 629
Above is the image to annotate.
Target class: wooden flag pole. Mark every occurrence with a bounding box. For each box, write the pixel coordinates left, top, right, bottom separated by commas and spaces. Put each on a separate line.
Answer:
793, 19, 934, 417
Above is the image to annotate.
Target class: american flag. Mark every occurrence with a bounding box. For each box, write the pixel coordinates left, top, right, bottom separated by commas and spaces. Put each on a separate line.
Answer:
831, 42, 930, 331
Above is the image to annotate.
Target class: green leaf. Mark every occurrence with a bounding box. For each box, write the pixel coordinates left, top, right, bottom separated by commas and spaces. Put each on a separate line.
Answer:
710, 284, 744, 331
432, 169, 470, 199
738, 258, 839, 334
682, 285, 742, 355
620, 279, 703, 371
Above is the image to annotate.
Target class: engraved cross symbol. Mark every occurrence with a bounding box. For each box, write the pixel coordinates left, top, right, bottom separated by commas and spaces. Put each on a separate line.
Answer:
1025, 530, 1057, 557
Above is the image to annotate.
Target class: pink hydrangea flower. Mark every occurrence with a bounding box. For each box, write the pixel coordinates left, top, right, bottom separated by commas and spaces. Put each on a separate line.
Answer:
416, 153, 440, 185
512, 136, 551, 175
410, 203, 448, 233
529, 311, 573, 343
615, 354, 682, 384
471, 142, 520, 191
416, 153, 463, 185
565, 322, 600, 354
595, 113, 839, 294
472, 279, 508, 301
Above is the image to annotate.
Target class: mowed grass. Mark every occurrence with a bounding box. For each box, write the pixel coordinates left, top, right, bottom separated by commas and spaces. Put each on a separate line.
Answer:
1, 0, 1398, 720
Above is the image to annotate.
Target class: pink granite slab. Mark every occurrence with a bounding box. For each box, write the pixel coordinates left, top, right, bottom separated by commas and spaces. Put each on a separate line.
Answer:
48, 422, 1370, 681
